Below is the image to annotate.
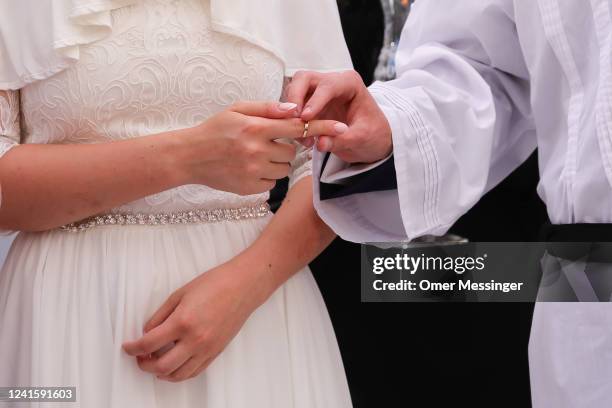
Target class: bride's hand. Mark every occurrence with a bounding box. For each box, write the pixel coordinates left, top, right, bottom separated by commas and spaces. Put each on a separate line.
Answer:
122, 259, 272, 382
175, 101, 348, 195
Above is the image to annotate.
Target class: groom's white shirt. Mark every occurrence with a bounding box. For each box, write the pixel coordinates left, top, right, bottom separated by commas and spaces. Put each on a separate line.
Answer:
315, 1, 612, 407
314, 0, 612, 245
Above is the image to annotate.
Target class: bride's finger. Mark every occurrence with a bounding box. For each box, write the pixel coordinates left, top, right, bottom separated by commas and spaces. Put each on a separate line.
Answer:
137, 342, 191, 376
122, 318, 181, 356
264, 118, 348, 140
267, 140, 297, 163
230, 101, 298, 119
157, 355, 204, 382
143, 292, 182, 333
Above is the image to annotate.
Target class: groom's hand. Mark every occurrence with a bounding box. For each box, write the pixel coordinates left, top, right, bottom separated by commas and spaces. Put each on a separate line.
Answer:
287, 70, 393, 164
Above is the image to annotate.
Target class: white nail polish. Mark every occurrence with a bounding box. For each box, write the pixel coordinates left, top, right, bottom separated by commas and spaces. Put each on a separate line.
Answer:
279, 102, 297, 111
334, 122, 349, 134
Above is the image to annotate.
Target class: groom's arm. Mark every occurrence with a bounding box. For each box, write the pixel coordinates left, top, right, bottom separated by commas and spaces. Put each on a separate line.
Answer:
292, 0, 536, 243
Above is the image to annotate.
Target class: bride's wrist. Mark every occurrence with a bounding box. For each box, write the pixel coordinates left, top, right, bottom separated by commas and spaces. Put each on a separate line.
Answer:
162, 125, 213, 186
126, 130, 193, 189
228, 252, 280, 309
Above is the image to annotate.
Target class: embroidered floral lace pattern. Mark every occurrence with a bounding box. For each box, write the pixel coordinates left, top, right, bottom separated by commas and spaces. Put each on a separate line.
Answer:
0, 90, 20, 157
11, 0, 312, 214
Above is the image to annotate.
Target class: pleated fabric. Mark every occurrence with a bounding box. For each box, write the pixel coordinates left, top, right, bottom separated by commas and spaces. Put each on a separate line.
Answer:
0, 216, 352, 407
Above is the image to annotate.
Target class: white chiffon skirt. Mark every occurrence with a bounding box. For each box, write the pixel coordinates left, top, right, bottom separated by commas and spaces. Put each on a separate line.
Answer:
0, 215, 352, 407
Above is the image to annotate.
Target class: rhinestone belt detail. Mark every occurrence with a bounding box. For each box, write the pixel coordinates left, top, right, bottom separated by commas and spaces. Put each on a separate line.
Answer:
60, 203, 271, 232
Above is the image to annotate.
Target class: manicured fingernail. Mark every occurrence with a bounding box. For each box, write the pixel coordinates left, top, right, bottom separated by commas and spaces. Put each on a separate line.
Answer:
278, 102, 297, 111
302, 106, 313, 116
334, 122, 349, 134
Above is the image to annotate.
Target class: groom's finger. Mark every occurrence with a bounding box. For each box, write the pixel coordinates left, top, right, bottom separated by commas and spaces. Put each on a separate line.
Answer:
317, 136, 336, 153
230, 101, 299, 119
316, 133, 354, 154
286, 71, 321, 112
301, 71, 365, 122
301, 82, 343, 122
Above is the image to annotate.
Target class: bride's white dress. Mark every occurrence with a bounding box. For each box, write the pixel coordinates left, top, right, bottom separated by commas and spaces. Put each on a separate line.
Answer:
0, 0, 352, 406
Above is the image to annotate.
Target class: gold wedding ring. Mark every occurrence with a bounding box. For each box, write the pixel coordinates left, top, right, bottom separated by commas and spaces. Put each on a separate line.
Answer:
302, 121, 310, 139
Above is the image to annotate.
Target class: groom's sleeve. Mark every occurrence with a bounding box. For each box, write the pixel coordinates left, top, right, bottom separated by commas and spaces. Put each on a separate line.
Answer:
313, 0, 536, 244
319, 153, 397, 200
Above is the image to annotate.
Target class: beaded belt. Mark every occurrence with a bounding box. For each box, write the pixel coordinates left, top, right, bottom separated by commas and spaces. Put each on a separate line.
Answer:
60, 203, 271, 232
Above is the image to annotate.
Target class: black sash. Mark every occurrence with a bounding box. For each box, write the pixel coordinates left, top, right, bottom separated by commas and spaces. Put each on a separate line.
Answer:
540, 222, 612, 263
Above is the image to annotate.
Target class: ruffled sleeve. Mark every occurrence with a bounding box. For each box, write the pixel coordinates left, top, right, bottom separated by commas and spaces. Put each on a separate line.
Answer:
0, 0, 138, 89
1, 0, 351, 89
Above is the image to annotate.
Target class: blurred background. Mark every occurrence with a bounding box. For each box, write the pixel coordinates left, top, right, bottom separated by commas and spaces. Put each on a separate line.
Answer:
0, 1, 544, 406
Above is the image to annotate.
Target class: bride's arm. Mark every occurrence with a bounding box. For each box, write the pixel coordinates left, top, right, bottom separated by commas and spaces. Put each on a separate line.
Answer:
123, 175, 337, 382
233, 176, 335, 304
233, 85, 338, 303
0, 90, 337, 232
232, 136, 335, 303
0, 89, 188, 231
122, 85, 340, 383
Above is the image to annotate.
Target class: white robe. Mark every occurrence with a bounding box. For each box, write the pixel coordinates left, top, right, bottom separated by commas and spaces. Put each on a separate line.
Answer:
313, 0, 612, 406
315, 0, 612, 242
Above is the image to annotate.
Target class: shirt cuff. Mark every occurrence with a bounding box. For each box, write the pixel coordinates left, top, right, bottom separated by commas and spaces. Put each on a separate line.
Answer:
320, 152, 393, 184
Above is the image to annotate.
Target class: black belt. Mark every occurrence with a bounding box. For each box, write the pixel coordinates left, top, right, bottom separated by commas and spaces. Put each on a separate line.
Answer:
540, 222, 612, 263
540, 222, 612, 242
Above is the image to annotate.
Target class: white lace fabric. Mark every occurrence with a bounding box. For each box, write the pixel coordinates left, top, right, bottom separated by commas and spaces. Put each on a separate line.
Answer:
0, 90, 20, 157
3, 0, 312, 215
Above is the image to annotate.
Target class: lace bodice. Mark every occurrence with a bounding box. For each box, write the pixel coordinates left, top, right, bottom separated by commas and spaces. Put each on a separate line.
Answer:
0, 0, 312, 213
